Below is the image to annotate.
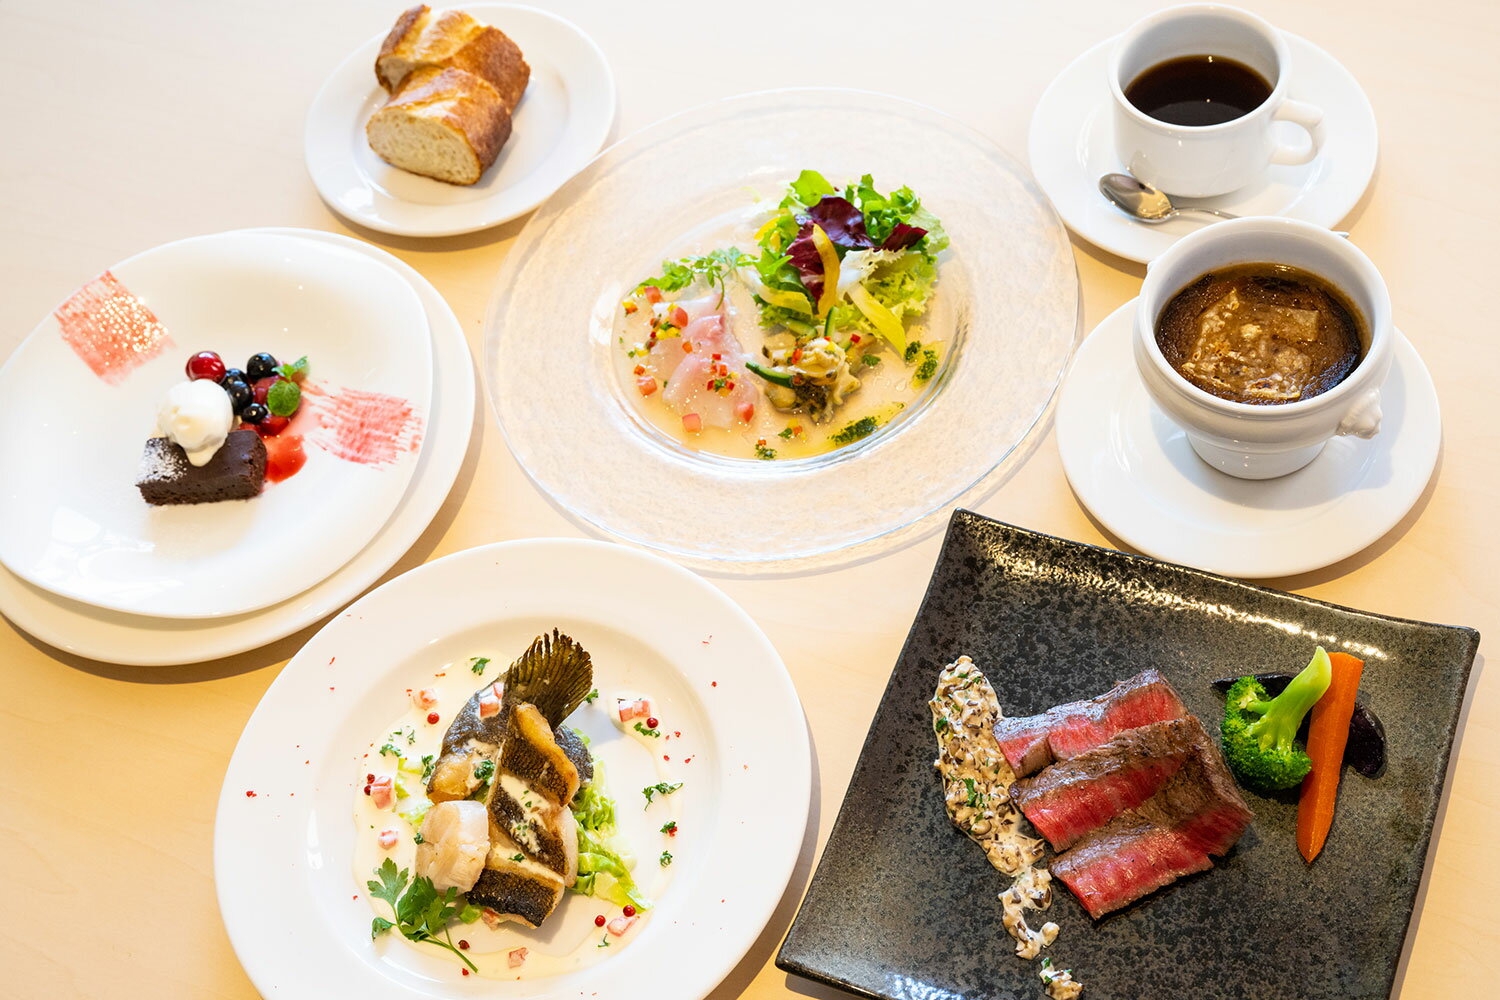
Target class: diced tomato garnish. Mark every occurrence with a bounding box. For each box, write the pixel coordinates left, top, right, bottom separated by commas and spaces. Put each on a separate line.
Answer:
369, 775, 395, 809
736, 400, 755, 422
622, 300, 638, 315
412, 687, 439, 711
636, 376, 658, 396
377, 828, 399, 850
850, 333, 861, 343
642, 286, 663, 304
617, 698, 653, 722
683, 412, 702, 432
682, 341, 694, 353
478, 689, 501, 718
633, 364, 645, 376
507, 948, 528, 968
670, 305, 689, 328
607, 915, 638, 936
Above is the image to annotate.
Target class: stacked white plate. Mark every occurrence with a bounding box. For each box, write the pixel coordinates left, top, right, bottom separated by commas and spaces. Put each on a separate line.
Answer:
0, 228, 475, 665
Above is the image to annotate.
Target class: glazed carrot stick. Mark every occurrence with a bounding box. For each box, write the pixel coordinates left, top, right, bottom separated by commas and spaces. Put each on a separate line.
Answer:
1297, 651, 1365, 862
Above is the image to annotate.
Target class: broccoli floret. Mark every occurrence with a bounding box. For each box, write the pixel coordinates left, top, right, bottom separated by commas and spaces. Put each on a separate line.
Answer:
1220, 646, 1333, 791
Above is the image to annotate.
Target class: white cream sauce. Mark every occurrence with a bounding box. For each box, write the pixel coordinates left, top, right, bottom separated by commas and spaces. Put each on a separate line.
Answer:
932, 657, 1080, 993
352, 657, 679, 981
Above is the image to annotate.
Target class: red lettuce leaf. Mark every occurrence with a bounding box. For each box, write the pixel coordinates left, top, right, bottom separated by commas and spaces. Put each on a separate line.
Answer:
803, 197, 875, 250
786, 222, 827, 301
879, 223, 929, 251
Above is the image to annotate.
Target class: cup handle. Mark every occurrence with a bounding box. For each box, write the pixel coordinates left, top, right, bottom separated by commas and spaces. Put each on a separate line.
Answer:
1336, 388, 1382, 439
1270, 99, 1326, 166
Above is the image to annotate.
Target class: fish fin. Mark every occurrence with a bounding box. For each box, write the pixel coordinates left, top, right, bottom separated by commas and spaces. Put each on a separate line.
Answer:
501, 629, 594, 726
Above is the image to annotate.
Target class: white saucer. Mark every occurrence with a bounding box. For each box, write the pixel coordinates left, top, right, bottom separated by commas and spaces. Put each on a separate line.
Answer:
1029, 34, 1378, 264
0, 229, 474, 664
305, 4, 615, 237
1055, 300, 1439, 579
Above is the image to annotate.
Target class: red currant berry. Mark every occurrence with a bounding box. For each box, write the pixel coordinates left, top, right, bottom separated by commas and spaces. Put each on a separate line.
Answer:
646, 717, 659, 729
594, 915, 606, 927
623, 905, 636, 917
426, 711, 440, 725
186, 351, 226, 382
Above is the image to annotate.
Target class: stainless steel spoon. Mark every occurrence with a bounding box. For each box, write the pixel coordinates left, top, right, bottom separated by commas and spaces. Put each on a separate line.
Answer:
1098, 173, 1240, 224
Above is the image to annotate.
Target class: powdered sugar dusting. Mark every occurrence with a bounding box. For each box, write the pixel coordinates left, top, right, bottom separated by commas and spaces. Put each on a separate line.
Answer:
136, 437, 187, 482
301, 382, 424, 466
55, 271, 173, 383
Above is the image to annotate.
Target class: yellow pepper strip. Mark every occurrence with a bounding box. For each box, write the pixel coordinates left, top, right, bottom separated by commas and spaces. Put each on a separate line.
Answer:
810, 224, 841, 317
757, 285, 813, 314
754, 217, 780, 243
846, 283, 907, 354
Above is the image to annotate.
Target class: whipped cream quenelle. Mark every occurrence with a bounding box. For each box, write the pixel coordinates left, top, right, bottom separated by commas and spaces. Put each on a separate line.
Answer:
156, 379, 235, 466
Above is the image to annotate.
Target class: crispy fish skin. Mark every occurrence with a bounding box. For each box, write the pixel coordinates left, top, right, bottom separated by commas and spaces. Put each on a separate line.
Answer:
466, 822, 565, 927
488, 704, 585, 881
505, 703, 584, 804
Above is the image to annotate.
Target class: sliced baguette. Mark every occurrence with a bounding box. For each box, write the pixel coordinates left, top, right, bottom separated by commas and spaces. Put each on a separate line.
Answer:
365, 66, 513, 185
376, 4, 531, 111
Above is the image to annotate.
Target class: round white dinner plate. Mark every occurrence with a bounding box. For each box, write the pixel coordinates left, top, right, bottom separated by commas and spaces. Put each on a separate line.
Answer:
0, 231, 431, 619
215, 538, 810, 1000
487, 88, 1080, 574
1029, 33, 1378, 264
1055, 299, 1440, 578
305, 4, 615, 237
0, 228, 473, 664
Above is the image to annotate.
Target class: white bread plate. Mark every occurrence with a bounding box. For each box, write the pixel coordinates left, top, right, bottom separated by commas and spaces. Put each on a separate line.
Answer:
306, 4, 615, 237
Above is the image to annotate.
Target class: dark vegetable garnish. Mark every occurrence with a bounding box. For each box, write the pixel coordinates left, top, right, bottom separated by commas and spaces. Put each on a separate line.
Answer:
1212, 672, 1386, 779
879, 222, 929, 251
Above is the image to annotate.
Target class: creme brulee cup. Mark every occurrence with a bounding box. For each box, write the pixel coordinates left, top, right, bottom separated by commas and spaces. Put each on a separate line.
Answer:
1110, 4, 1326, 198
1133, 217, 1393, 480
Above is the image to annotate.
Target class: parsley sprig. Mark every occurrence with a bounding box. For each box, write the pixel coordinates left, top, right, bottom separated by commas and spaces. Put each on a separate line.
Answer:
642, 781, 683, 805
637, 248, 752, 304
367, 859, 481, 971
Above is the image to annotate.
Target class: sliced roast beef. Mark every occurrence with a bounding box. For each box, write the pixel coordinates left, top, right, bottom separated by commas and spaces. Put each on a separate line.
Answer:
992, 669, 1187, 777
1011, 717, 1211, 851
1048, 734, 1254, 919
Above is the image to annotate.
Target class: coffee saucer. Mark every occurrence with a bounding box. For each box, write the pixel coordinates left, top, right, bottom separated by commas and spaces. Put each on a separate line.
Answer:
1029, 34, 1378, 264
1055, 299, 1439, 579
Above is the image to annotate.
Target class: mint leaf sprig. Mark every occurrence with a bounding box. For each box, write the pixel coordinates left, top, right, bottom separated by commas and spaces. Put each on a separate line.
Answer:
367, 858, 481, 972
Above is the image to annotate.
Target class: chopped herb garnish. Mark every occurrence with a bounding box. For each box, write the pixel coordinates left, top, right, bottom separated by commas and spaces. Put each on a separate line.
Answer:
634, 721, 661, 738
934, 717, 950, 733
643, 781, 683, 805
862, 354, 881, 366
378, 742, 400, 758
413, 831, 424, 844
830, 416, 879, 446
659, 851, 674, 867
914, 348, 939, 384
904, 340, 923, 363
584, 688, 600, 704
367, 859, 478, 971
777, 427, 794, 440
660, 821, 678, 835
754, 442, 778, 460
420, 754, 436, 782
511, 853, 524, 862
598, 934, 612, 948
637, 247, 752, 302
469, 656, 490, 675
963, 777, 981, 808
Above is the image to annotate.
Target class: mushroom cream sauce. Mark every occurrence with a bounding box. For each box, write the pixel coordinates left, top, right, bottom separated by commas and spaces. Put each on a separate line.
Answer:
931, 657, 1084, 997
352, 656, 680, 981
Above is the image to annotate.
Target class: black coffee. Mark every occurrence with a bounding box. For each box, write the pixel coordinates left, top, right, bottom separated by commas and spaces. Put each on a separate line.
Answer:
1125, 55, 1273, 126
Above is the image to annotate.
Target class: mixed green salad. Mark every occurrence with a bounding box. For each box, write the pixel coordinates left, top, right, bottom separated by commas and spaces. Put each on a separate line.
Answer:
628, 170, 949, 437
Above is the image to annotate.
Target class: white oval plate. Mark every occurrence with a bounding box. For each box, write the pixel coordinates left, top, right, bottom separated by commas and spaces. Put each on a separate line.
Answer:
0, 231, 432, 619
1055, 299, 1440, 578
1029, 34, 1378, 264
0, 228, 473, 665
305, 4, 615, 237
215, 538, 810, 999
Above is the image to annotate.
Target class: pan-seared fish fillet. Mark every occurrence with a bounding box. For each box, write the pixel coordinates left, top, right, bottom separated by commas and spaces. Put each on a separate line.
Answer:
490, 703, 583, 884
466, 820, 566, 928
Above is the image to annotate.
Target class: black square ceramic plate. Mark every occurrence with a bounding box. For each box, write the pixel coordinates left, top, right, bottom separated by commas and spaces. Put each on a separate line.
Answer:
778, 511, 1479, 1000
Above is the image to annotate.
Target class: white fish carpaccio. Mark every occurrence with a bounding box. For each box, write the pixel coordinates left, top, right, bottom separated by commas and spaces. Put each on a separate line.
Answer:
649, 295, 762, 429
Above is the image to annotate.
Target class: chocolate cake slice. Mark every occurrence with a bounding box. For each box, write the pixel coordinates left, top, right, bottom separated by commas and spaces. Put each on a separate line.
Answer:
136, 429, 267, 505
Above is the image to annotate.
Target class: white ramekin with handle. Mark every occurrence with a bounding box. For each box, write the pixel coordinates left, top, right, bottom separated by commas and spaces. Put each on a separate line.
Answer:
1133, 216, 1392, 480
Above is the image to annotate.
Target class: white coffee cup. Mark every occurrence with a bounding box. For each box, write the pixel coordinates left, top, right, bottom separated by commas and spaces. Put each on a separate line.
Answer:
1133, 217, 1393, 480
1111, 4, 1326, 198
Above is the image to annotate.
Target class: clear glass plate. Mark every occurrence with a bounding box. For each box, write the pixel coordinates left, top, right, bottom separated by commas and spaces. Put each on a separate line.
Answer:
485, 89, 1080, 573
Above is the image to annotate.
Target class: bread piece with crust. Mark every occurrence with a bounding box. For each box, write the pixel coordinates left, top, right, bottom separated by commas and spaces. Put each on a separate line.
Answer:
376, 4, 531, 111
366, 66, 513, 185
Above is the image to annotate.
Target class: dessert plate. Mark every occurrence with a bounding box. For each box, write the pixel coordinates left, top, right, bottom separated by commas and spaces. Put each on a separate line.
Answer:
0, 228, 473, 665
0, 230, 432, 619
487, 88, 1080, 574
1054, 299, 1440, 578
305, 4, 615, 237
215, 538, 810, 1000
1029, 34, 1378, 264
